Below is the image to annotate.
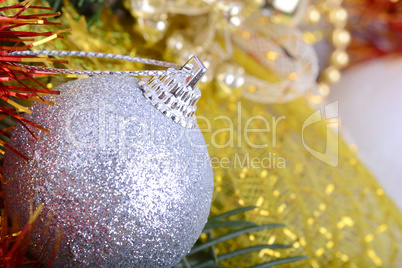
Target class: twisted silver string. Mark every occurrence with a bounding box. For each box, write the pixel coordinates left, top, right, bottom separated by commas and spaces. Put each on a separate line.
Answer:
10, 50, 183, 77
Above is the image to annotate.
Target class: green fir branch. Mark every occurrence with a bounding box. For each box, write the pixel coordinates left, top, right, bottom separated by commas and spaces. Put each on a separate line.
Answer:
179, 206, 308, 267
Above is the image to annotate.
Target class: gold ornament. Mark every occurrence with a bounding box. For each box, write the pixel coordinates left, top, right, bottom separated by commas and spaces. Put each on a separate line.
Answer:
215, 1, 245, 29
135, 15, 169, 44
332, 28, 351, 47
306, 5, 321, 24
130, 0, 169, 43
322, 66, 341, 83
216, 62, 246, 92
328, 6, 348, 25
126, 0, 169, 44
330, 49, 349, 68
131, 0, 167, 15
231, 17, 319, 103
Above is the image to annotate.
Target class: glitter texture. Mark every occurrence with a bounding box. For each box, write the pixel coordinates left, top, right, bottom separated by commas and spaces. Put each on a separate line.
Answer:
3, 76, 214, 267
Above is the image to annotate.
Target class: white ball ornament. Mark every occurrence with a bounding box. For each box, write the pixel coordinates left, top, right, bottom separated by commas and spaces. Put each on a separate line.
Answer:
328, 56, 402, 209
3, 57, 214, 267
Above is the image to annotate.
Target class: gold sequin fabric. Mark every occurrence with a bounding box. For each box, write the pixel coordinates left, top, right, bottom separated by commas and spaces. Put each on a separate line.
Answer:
197, 86, 402, 267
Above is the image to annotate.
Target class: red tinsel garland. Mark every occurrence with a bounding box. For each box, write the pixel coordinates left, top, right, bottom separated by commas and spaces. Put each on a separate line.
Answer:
0, 1, 66, 265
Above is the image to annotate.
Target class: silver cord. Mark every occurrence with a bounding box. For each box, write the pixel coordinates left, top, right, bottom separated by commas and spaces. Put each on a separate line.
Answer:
10, 50, 183, 77
9, 51, 207, 129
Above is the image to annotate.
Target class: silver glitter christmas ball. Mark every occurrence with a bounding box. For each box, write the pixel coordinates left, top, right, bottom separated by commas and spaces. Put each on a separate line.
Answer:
3, 75, 213, 267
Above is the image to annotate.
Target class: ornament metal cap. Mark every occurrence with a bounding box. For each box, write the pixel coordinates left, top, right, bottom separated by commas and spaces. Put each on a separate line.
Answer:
139, 56, 207, 129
